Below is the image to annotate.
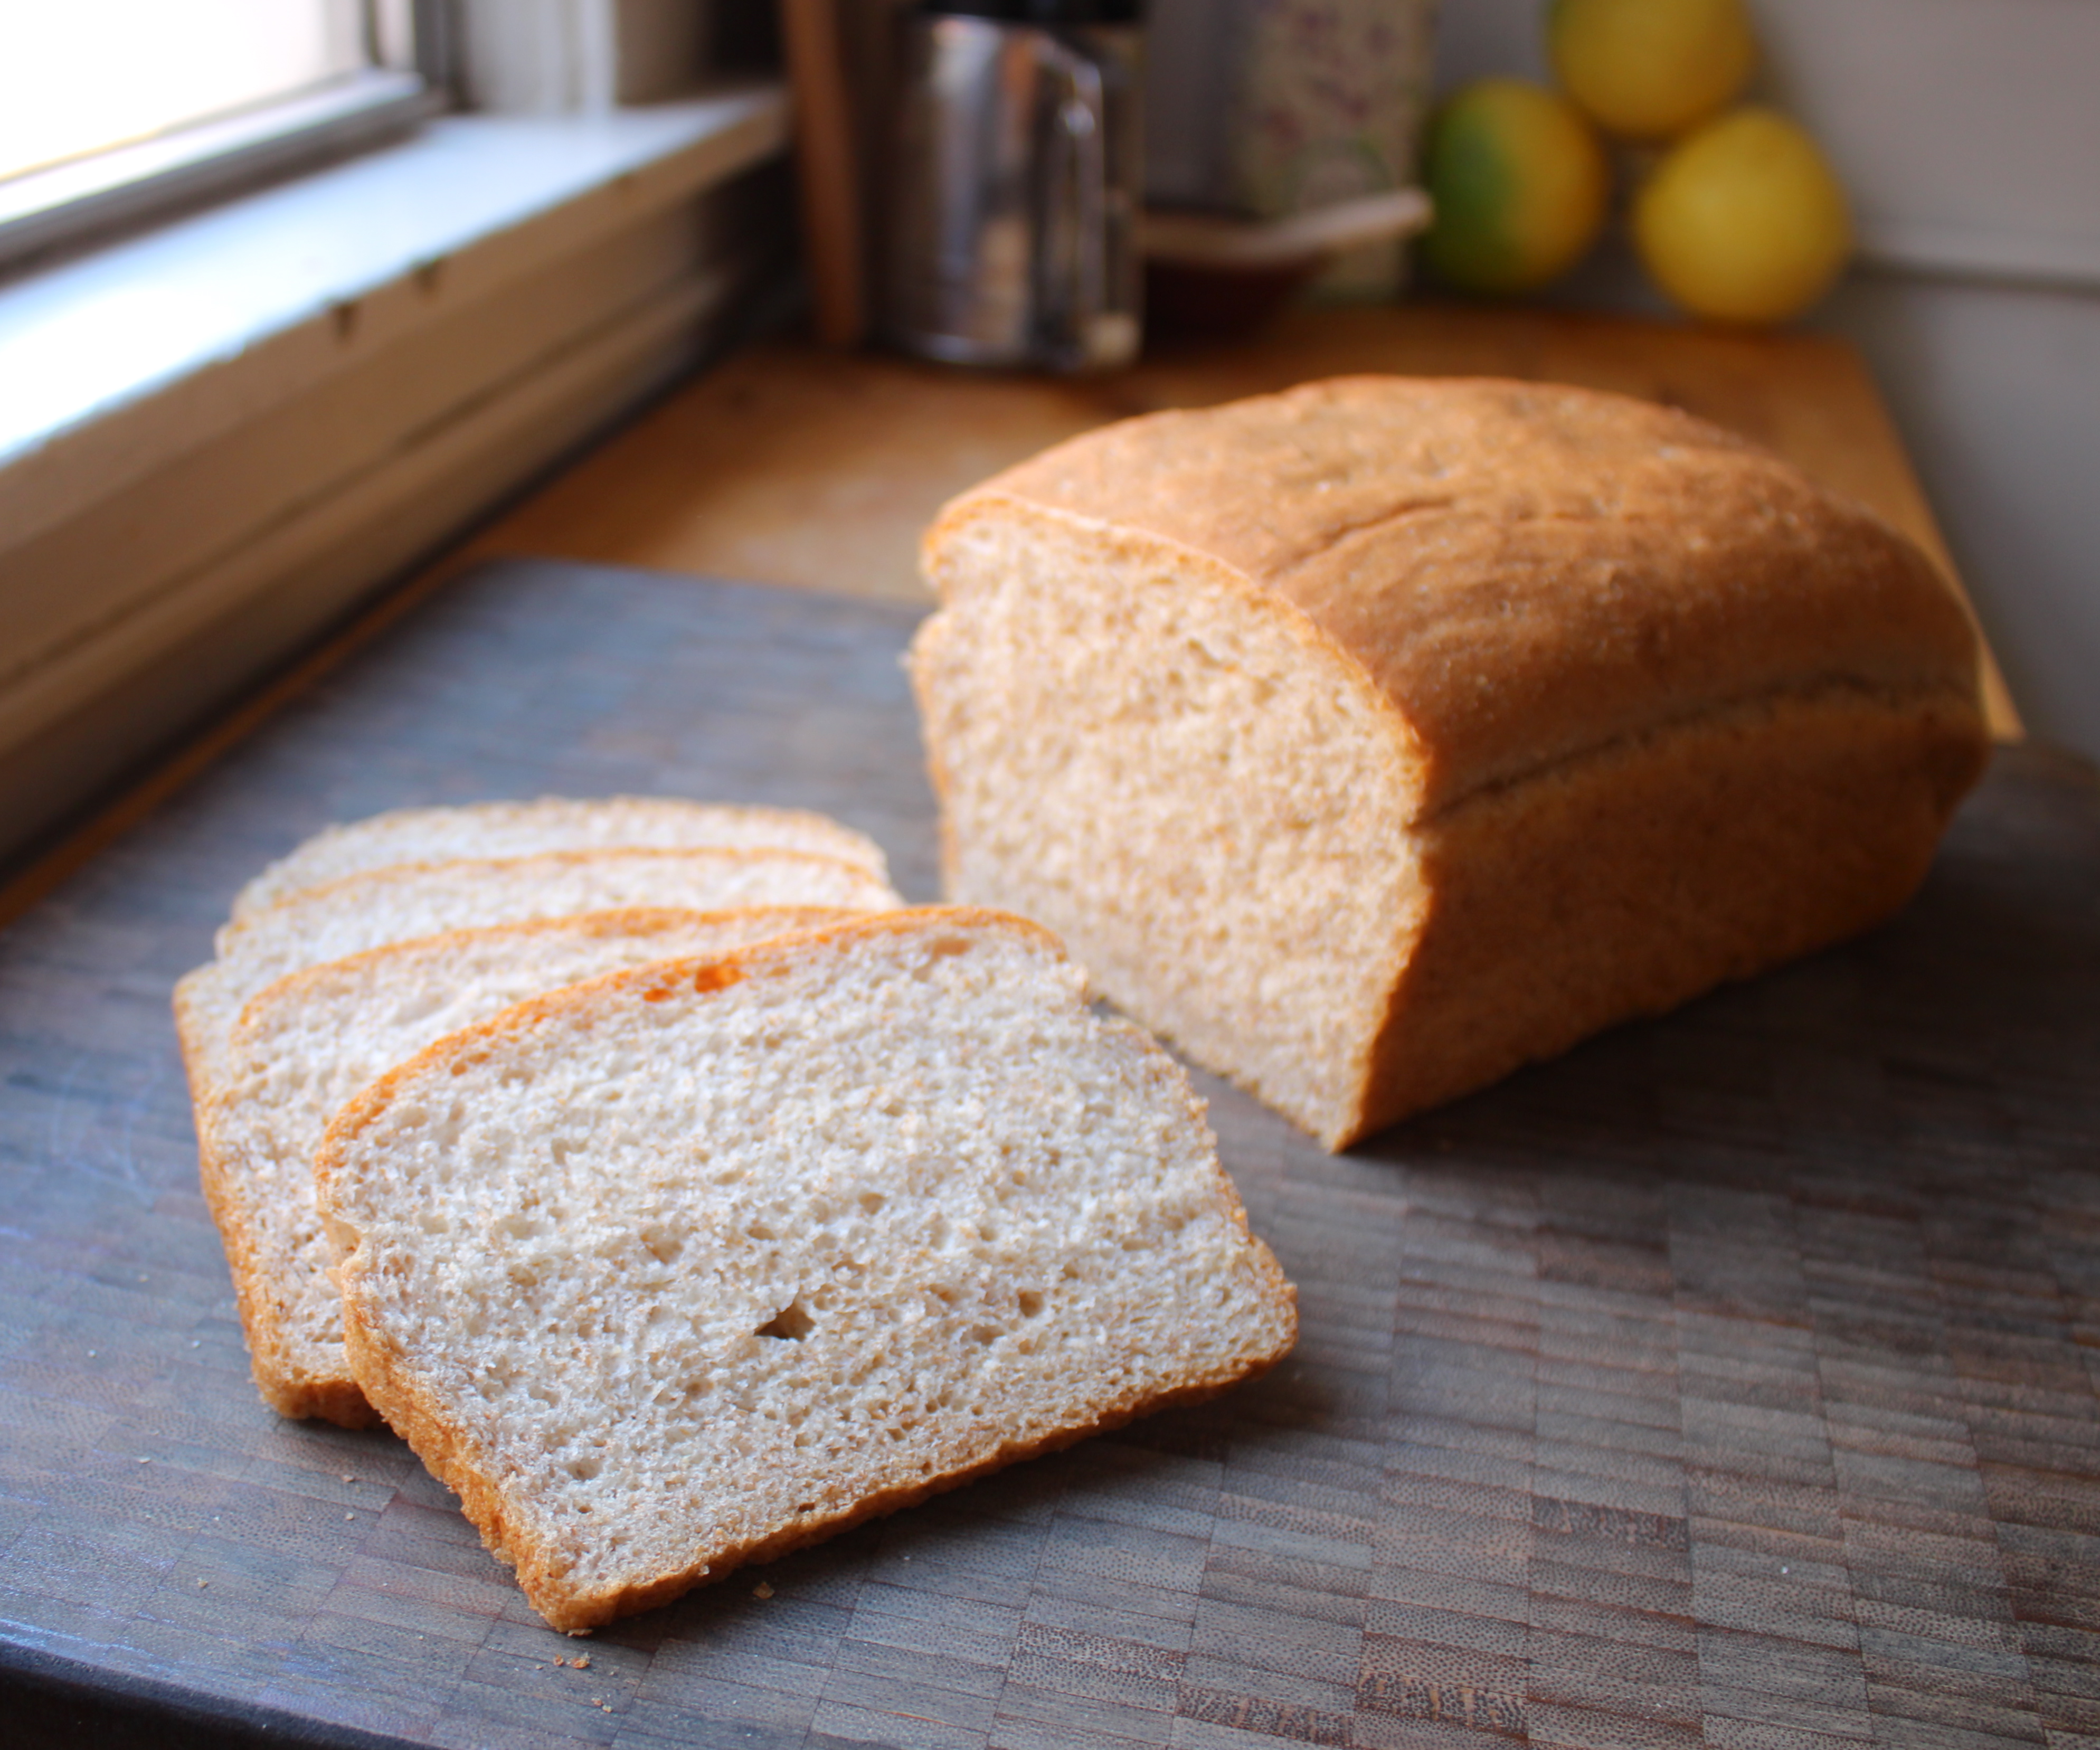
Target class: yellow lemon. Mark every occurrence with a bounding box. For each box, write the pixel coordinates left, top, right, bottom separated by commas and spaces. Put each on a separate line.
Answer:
1633, 107, 1852, 323
1548, 0, 1756, 141
1422, 79, 1610, 295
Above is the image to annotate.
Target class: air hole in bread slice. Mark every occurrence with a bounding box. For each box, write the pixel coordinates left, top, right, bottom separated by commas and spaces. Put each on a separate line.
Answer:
756, 1300, 814, 1342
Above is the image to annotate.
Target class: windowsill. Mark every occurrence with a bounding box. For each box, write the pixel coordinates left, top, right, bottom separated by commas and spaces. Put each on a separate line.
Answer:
0, 82, 791, 868
0, 83, 788, 545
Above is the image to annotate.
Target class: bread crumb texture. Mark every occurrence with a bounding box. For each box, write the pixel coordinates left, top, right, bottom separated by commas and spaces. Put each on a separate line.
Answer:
317, 909, 1296, 1631
912, 376, 1989, 1147
202, 906, 860, 1425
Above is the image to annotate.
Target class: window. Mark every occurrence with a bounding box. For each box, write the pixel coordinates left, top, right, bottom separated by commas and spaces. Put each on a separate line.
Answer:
0, 0, 442, 270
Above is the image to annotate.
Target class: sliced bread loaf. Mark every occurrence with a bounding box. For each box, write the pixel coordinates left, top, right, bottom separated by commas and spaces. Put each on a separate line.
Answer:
204, 906, 859, 1426
316, 907, 1298, 1631
176, 846, 901, 1105
232, 798, 890, 917
912, 375, 1990, 1147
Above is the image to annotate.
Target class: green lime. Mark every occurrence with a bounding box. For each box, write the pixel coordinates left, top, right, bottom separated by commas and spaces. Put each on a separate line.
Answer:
1422, 79, 1610, 295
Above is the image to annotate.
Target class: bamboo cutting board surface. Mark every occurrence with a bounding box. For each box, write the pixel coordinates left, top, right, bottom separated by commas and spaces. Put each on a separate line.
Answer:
2, 559, 2095, 1750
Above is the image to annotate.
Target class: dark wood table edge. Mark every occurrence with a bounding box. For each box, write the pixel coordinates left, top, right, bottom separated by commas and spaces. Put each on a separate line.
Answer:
2, 1640, 424, 1750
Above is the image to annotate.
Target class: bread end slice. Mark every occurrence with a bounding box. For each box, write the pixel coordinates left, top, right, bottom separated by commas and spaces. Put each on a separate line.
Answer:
318, 908, 1297, 1631
232, 798, 892, 917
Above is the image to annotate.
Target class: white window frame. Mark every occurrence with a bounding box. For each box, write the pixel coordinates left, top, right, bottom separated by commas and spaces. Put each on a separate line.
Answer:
0, 0, 452, 275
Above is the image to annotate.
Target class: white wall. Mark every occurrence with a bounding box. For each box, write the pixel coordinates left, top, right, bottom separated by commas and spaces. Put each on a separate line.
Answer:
1815, 273, 2100, 760
1432, 0, 2100, 760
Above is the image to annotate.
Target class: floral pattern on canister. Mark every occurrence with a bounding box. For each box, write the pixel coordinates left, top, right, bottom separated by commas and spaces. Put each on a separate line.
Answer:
1232, 0, 1439, 223
1146, 0, 1440, 297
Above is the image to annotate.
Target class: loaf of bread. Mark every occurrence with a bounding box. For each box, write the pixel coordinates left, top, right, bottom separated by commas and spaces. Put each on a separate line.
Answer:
316, 908, 1297, 1631
203, 906, 860, 1426
231, 797, 890, 918
910, 376, 1991, 1148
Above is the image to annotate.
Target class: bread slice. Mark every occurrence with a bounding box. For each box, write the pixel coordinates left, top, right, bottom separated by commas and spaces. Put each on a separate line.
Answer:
316, 908, 1298, 1631
911, 375, 1991, 1147
203, 906, 859, 1426
231, 798, 890, 918
176, 846, 901, 1104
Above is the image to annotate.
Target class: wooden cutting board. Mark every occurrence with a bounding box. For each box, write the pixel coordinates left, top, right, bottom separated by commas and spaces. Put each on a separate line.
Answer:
2, 559, 2095, 1750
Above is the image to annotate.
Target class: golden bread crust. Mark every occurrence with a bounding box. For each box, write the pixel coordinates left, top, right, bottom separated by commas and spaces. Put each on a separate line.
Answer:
1342, 686, 1987, 1144
931, 376, 1985, 819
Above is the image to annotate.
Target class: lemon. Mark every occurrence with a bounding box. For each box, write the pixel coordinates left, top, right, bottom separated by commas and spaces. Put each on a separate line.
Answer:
1633, 107, 1852, 323
1422, 79, 1610, 295
1548, 0, 1756, 141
